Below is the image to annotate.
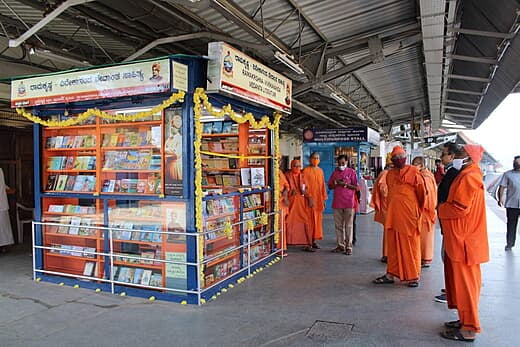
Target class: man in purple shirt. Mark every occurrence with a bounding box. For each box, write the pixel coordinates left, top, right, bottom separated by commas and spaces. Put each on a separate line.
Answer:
328, 155, 358, 255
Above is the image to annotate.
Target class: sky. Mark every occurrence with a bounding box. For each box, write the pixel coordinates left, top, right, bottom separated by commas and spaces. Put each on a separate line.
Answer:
464, 93, 520, 170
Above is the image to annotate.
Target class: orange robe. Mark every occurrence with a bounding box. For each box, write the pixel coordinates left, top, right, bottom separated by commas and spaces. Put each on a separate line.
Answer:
419, 169, 437, 263
438, 163, 489, 333
277, 169, 290, 251
302, 166, 327, 240
285, 171, 313, 246
385, 166, 426, 281
370, 170, 389, 256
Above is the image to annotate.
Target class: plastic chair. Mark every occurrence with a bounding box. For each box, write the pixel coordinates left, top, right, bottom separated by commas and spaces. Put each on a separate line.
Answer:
16, 202, 34, 244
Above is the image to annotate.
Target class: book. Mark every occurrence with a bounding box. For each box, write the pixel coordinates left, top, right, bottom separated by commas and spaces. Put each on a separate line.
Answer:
72, 175, 87, 191
211, 121, 223, 134
251, 167, 265, 186
46, 175, 57, 190
64, 175, 76, 191
133, 268, 144, 284
140, 251, 155, 265
150, 126, 161, 147
149, 273, 162, 287
222, 121, 232, 134
203, 122, 213, 134
48, 204, 64, 213
68, 216, 82, 235
79, 218, 93, 236
140, 270, 152, 286
117, 267, 129, 282
83, 262, 96, 277
55, 175, 68, 191
240, 168, 251, 186
57, 216, 71, 234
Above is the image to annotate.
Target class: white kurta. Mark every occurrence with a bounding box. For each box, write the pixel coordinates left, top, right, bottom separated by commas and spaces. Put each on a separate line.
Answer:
0, 168, 14, 247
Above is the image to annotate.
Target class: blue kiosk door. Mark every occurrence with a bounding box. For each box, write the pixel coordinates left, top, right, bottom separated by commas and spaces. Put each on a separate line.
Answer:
302, 144, 335, 214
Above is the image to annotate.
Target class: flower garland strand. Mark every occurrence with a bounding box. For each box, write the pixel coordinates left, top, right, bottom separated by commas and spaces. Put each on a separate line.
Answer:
193, 87, 281, 286
16, 91, 185, 127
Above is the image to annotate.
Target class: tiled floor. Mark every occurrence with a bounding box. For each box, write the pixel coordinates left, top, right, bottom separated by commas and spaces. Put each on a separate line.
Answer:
0, 195, 517, 346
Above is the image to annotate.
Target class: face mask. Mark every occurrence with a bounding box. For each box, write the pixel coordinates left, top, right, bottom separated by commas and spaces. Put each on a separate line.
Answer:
310, 158, 320, 166
338, 165, 346, 171
391, 157, 406, 169
452, 157, 470, 171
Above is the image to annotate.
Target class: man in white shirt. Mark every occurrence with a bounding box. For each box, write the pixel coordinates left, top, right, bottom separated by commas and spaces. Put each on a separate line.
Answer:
498, 155, 520, 251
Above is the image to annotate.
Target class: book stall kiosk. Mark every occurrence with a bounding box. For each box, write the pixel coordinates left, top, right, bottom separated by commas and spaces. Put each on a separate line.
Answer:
11, 45, 288, 305
301, 127, 380, 214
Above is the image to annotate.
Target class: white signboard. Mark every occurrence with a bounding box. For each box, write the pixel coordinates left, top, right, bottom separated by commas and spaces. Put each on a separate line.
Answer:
207, 42, 292, 113
10, 59, 186, 107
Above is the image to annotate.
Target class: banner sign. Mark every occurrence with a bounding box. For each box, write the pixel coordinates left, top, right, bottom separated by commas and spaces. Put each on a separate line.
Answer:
207, 42, 292, 113
303, 127, 380, 145
10, 59, 180, 107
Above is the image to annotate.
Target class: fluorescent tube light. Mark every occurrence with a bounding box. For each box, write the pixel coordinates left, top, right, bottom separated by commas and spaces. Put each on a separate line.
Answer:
274, 51, 305, 75
330, 92, 346, 104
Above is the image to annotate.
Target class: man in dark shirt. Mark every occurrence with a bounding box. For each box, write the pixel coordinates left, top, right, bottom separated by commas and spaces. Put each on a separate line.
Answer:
434, 142, 460, 303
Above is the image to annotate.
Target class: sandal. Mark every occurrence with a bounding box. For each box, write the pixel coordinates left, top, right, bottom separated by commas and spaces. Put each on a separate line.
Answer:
344, 249, 352, 256
380, 256, 387, 263
373, 275, 394, 284
302, 246, 315, 252
440, 328, 475, 342
312, 242, 321, 249
331, 246, 344, 253
444, 320, 462, 329
408, 281, 419, 288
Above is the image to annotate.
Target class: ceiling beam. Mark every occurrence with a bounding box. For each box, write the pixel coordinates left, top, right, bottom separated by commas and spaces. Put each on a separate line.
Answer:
292, 100, 347, 128
444, 112, 475, 119
446, 54, 498, 64
447, 74, 491, 83
445, 99, 479, 106
443, 105, 476, 112
447, 27, 515, 39
446, 88, 484, 96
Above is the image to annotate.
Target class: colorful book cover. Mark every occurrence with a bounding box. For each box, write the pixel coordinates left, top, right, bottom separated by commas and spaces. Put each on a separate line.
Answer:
150, 126, 161, 148
140, 270, 152, 286
64, 175, 76, 191
57, 216, 71, 234
117, 267, 129, 282
250, 167, 265, 186
72, 175, 87, 191
149, 273, 162, 287
83, 262, 95, 277
72, 136, 84, 148
55, 175, 68, 191
203, 122, 213, 134
46, 175, 57, 190
140, 251, 155, 265
108, 134, 119, 147
133, 268, 144, 284
222, 121, 232, 133
102, 180, 111, 192
79, 218, 93, 236
212, 121, 223, 134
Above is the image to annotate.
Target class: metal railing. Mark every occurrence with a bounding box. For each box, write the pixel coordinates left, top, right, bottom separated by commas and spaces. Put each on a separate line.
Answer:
31, 210, 285, 305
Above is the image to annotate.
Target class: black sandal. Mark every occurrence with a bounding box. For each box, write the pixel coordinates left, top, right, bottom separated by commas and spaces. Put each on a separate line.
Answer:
444, 320, 462, 329
373, 275, 394, 284
440, 328, 475, 342
330, 246, 343, 253
302, 246, 315, 252
408, 281, 419, 288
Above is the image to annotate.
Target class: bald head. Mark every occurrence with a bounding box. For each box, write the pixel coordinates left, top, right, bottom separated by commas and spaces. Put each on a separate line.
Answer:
412, 156, 424, 169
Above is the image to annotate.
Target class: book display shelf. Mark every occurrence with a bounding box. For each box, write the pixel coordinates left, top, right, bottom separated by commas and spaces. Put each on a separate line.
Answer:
16, 53, 284, 304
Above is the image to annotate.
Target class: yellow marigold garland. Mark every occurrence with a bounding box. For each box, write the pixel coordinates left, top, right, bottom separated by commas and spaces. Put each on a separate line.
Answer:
15, 91, 185, 127
193, 88, 281, 285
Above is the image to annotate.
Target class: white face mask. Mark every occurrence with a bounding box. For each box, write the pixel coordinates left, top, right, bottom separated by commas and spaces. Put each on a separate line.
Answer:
452, 157, 470, 171
338, 165, 346, 171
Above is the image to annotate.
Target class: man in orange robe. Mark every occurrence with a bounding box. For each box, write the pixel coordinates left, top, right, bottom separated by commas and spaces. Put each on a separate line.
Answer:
370, 154, 392, 262
302, 152, 327, 249
277, 167, 290, 255
285, 159, 314, 252
412, 156, 437, 267
438, 144, 489, 342
373, 146, 426, 287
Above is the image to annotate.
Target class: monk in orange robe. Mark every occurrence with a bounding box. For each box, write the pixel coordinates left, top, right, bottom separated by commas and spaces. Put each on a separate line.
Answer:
370, 153, 392, 262
302, 152, 327, 249
438, 144, 489, 342
285, 159, 314, 252
373, 146, 426, 287
277, 168, 290, 255
412, 156, 437, 267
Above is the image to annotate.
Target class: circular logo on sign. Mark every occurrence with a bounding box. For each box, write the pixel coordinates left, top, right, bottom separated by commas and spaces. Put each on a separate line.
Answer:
303, 129, 314, 141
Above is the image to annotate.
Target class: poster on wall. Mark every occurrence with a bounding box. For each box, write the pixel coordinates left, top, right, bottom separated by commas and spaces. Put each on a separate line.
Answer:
207, 42, 292, 113
162, 202, 187, 292
11, 59, 172, 107
164, 106, 183, 197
